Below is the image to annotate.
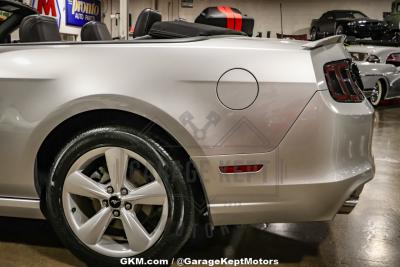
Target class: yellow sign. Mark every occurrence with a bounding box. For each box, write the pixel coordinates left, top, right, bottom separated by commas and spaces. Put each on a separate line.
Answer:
0, 10, 11, 22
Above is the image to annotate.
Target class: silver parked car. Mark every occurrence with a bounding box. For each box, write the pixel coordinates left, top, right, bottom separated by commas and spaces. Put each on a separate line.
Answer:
0, 3, 375, 266
347, 45, 400, 106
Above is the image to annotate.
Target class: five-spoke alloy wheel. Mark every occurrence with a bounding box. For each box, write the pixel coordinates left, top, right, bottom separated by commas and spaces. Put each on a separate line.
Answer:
46, 126, 195, 266
62, 147, 169, 257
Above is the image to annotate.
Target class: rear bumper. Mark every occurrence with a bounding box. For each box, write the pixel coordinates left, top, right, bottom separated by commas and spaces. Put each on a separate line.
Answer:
193, 91, 375, 226
207, 167, 373, 225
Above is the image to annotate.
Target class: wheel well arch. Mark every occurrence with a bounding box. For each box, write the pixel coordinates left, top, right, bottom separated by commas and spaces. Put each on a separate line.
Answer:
335, 22, 347, 31
35, 109, 209, 220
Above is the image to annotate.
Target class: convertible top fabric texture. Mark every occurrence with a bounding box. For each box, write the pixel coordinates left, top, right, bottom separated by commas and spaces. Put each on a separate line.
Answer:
149, 20, 247, 39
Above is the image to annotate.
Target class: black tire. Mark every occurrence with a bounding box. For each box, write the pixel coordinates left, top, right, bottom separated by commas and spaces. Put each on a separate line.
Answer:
371, 33, 383, 41
370, 79, 386, 107
45, 126, 195, 266
335, 24, 345, 35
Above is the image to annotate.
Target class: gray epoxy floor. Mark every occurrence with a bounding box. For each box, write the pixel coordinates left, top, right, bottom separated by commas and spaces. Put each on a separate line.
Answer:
0, 105, 399, 267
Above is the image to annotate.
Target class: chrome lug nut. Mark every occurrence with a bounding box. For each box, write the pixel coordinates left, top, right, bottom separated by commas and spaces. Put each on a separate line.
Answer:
106, 186, 114, 194
102, 200, 109, 207
113, 210, 120, 217
125, 202, 132, 210
121, 187, 128, 196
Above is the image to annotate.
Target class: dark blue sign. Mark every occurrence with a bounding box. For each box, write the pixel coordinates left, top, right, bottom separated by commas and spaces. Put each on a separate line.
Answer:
66, 0, 101, 27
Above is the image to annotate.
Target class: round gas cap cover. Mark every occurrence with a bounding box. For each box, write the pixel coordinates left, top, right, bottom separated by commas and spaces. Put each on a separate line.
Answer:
217, 68, 259, 110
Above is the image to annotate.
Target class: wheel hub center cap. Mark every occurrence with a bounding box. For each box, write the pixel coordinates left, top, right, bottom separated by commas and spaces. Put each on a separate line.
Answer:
109, 196, 122, 208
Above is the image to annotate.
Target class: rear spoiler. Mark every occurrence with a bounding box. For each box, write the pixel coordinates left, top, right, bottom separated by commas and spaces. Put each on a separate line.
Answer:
302, 35, 345, 50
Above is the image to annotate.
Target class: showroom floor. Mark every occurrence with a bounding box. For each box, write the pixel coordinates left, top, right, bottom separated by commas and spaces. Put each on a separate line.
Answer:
0, 104, 399, 267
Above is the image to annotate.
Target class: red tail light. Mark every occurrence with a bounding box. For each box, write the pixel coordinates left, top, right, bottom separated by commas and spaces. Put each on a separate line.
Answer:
386, 53, 400, 67
324, 60, 365, 103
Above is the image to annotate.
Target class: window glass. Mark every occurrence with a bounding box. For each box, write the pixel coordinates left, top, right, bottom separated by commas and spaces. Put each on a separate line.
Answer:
321, 13, 331, 20
336, 11, 367, 19
350, 52, 369, 62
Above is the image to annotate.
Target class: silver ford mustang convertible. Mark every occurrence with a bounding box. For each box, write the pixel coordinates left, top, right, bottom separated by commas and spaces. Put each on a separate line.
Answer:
0, 3, 375, 266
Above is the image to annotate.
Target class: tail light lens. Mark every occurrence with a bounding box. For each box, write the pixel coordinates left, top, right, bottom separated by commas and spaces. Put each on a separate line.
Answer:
324, 60, 365, 103
386, 53, 400, 67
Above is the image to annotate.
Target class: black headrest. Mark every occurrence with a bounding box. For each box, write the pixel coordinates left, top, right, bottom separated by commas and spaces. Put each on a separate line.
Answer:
81, 21, 112, 41
19, 15, 61, 43
134, 8, 161, 38
149, 20, 247, 39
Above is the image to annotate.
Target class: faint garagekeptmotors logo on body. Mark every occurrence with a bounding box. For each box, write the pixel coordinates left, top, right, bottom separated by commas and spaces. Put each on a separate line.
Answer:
179, 111, 221, 140
178, 110, 280, 188
175, 110, 285, 240
179, 110, 271, 149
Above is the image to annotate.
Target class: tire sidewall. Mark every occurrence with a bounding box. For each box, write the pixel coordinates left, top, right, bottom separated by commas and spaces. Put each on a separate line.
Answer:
46, 127, 194, 266
371, 80, 384, 106
371, 33, 382, 41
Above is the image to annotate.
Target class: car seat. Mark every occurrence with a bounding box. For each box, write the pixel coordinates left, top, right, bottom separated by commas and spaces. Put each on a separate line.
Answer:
133, 8, 161, 38
19, 15, 61, 42
81, 21, 112, 41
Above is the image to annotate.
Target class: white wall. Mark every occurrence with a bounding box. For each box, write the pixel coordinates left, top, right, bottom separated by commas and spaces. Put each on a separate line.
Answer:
102, 0, 153, 37
103, 0, 393, 38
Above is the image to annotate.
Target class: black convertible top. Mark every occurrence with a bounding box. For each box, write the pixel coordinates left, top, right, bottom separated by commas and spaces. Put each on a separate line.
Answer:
149, 20, 247, 39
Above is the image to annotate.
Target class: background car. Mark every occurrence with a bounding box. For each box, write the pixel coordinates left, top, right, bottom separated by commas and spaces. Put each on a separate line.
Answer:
310, 10, 388, 40
348, 45, 400, 106
347, 45, 400, 66
194, 6, 254, 36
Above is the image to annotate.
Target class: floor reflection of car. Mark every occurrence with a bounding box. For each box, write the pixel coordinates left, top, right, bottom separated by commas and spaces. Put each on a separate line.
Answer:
0, 0, 375, 266
348, 45, 400, 106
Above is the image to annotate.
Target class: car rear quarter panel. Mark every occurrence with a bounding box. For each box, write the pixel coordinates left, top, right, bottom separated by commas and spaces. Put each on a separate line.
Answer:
192, 43, 375, 225
0, 39, 322, 199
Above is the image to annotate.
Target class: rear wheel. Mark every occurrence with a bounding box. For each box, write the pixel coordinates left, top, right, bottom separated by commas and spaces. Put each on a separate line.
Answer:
45, 126, 195, 266
371, 33, 383, 41
370, 79, 385, 107
335, 25, 345, 35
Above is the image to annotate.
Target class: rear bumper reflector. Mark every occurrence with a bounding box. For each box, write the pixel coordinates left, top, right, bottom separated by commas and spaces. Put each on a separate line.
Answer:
219, 164, 263, 174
